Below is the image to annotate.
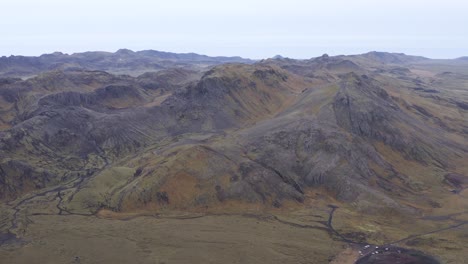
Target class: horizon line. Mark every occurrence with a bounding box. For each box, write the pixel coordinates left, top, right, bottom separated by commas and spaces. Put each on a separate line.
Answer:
0, 48, 466, 61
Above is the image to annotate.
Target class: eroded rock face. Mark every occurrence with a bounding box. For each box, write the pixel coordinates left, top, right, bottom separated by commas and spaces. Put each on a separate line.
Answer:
38, 84, 148, 110
332, 73, 457, 167
333, 74, 398, 140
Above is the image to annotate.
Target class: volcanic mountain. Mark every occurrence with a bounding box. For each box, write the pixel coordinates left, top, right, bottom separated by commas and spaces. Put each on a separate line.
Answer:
0, 50, 467, 264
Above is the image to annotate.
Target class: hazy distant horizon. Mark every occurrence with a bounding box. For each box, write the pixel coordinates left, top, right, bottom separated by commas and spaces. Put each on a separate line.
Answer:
2, 0, 467, 60
1, 48, 466, 61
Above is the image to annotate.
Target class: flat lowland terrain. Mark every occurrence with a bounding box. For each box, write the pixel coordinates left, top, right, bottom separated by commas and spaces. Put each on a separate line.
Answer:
1, 196, 467, 264
0, 213, 343, 264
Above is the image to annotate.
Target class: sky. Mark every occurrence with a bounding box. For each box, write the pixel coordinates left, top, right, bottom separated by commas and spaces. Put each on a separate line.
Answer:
1, 0, 467, 59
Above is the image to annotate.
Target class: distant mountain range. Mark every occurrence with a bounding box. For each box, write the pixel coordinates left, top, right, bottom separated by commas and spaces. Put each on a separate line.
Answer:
0, 49, 254, 77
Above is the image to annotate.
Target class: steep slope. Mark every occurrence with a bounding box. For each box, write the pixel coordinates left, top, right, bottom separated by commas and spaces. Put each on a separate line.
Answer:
0, 63, 307, 200
40, 63, 465, 218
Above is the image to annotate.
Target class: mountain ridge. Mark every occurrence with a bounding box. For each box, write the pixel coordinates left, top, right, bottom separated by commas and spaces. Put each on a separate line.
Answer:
0, 49, 255, 78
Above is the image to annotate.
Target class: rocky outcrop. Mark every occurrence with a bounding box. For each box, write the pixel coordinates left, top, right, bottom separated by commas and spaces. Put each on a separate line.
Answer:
333, 74, 402, 144
332, 73, 454, 166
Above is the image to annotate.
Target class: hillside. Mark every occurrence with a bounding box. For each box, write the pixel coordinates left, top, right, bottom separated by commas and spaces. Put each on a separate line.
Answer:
0, 51, 467, 264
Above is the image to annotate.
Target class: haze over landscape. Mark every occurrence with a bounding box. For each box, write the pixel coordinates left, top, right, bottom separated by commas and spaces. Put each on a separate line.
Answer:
2, 0, 468, 59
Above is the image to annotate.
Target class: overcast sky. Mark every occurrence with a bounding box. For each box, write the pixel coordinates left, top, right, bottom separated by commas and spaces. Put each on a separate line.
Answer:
1, 0, 467, 59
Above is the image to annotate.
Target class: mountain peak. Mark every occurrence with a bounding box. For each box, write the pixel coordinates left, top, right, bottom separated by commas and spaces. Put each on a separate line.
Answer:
116, 48, 134, 54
